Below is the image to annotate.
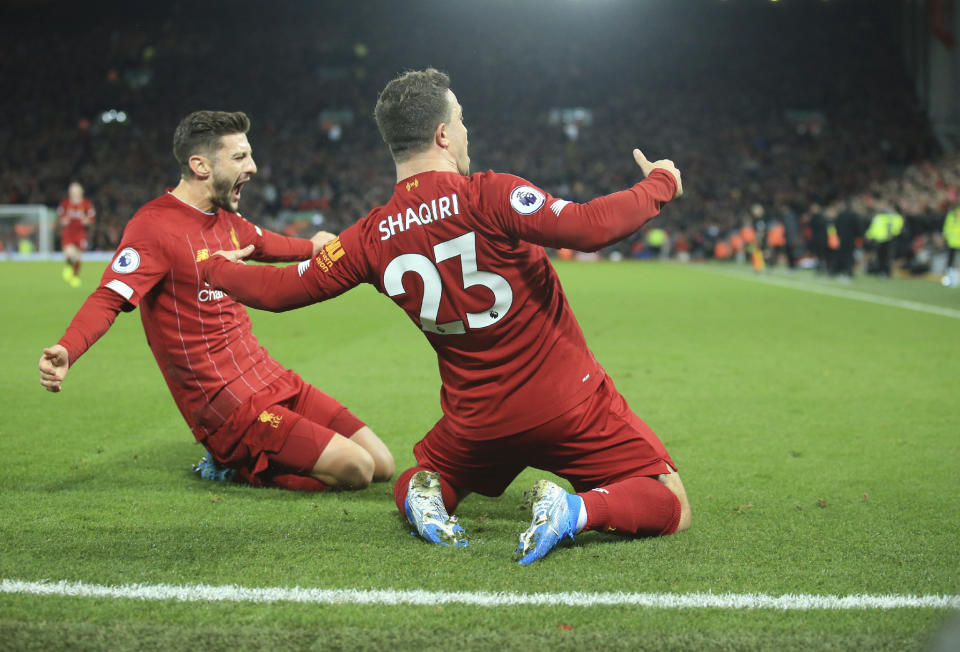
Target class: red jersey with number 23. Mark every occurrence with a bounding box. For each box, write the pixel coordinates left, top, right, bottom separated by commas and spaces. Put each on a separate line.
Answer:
212, 169, 675, 439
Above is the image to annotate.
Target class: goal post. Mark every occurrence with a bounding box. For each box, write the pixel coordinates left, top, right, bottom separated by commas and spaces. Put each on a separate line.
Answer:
0, 204, 54, 258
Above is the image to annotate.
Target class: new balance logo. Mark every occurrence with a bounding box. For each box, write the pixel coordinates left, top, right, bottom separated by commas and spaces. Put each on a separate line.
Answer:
550, 199, 571, 217
590, 488, 610, 494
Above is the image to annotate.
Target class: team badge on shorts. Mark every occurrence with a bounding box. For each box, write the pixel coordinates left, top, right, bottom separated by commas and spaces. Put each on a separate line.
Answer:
258, 410, 283, 428
509, 185, 546, 215
112, 247, 141, 274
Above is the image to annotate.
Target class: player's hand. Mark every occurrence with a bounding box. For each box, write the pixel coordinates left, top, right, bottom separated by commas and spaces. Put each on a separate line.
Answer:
634, 149, 683, 199
310, 231, 337, 256
211, 244, 255, 263
39, 345, 70, 393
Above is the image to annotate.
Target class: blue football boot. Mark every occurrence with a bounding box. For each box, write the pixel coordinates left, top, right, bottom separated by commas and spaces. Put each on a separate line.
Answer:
514, 480, 581, 565
404, 470, 467, 547
191, 451, 235, 482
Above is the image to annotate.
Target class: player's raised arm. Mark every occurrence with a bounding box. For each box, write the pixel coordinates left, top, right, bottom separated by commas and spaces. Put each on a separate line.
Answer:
495, 149, 681, 252
632, 149, 683, 198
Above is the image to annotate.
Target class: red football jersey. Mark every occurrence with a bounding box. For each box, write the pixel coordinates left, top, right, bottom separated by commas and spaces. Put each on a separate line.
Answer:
58, 198, 95, 239
204, 169, 676, 439
96, 192, 312, 438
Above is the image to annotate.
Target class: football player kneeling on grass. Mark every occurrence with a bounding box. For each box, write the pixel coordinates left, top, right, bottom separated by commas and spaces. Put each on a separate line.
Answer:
39, 111, 394, 493
199, 70, 690, 564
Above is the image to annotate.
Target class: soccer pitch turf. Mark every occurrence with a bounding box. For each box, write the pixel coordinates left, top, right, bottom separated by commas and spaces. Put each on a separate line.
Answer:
1, 260, 958, 650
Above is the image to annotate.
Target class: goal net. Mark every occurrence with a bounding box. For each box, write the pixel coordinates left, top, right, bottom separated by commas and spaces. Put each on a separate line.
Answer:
0, 204, 54, 259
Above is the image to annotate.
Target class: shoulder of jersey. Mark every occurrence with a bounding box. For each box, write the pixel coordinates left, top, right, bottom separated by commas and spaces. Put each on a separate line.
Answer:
127, 195, 185, 228
479, 171, 548, 216
465, 169, 512, 198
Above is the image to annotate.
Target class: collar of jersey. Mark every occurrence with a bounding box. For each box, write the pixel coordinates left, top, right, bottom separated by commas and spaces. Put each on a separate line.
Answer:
166, 190, 217, 216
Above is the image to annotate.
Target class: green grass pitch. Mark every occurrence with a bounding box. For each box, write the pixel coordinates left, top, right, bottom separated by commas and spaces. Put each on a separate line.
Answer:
1, 260, 958, 650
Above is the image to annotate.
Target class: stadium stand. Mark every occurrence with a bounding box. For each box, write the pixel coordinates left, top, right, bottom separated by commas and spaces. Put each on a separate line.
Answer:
0, 0, 947, 265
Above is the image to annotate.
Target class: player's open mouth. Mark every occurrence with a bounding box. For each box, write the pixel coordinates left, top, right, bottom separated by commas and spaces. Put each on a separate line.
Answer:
233, 179, 247, 201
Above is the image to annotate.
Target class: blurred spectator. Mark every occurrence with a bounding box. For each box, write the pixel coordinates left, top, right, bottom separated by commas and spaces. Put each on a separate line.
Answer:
865, 204, 905, 277
0, 0, 945, 259
943, 204, 960, 286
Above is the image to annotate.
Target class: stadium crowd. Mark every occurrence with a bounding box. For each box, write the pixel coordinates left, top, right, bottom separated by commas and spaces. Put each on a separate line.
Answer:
1, 0, 954, 275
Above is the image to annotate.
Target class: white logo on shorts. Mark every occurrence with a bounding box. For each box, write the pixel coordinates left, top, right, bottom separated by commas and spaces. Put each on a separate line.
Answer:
297, 259, 310, 276
111, 247, 141, 274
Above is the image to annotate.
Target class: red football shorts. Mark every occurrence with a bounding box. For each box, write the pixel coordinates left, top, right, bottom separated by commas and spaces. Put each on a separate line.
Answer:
413, 374, 675, 496
61, 227, 88, 250
205, 371, 365, 476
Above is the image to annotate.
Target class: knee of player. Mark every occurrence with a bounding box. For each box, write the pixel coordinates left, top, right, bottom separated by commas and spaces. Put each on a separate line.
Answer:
372, 448, 395, 482
675, 502, 692, 533
342, 449, 375, 489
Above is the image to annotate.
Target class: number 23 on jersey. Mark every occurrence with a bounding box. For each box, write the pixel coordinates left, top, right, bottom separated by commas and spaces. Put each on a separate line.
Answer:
383, 232, 513, 335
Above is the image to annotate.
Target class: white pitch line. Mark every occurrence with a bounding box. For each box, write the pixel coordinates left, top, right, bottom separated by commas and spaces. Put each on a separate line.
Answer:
692, 266, 960, 319
2, 579, 958, 610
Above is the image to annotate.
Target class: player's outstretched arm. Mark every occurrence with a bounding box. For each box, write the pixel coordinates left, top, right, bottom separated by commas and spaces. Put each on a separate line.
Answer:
202, 248, 319, 312
213, 244, 254, 263
206, 227, 367, 312
242, 221, 315, 263
38, 345, 69, 393
40, 286, 127, 393
558, 150, 680, 252
513, 149, 681, 253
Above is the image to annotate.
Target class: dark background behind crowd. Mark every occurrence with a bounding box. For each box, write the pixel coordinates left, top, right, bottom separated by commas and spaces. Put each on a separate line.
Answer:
0, 0, 951, 264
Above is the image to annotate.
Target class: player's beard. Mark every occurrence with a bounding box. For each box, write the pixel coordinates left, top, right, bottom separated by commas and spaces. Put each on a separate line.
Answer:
211, 170, 241, 212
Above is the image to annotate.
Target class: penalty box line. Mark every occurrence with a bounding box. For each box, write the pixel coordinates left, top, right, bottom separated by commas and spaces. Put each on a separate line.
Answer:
2, 579, 959, 610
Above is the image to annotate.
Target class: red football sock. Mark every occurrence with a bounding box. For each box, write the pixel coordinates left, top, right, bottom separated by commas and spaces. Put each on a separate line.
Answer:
266, 473, 329, 492
578, 475, 681, 537
393, 466, 460, 516
73, 260, 81, 276
231, 466, 329, 492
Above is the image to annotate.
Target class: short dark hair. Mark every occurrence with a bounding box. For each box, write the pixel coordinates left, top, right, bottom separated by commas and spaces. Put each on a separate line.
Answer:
172, 110, 250, 178
374, 68, 451, 162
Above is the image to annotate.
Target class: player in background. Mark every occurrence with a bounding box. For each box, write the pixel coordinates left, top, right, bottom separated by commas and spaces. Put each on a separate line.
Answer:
39, 111, 394, 492
57, 181, 95, 287
200, 69, 690, 564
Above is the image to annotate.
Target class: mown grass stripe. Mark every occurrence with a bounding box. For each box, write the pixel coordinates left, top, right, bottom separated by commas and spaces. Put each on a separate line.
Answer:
2, 580, 957, 610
